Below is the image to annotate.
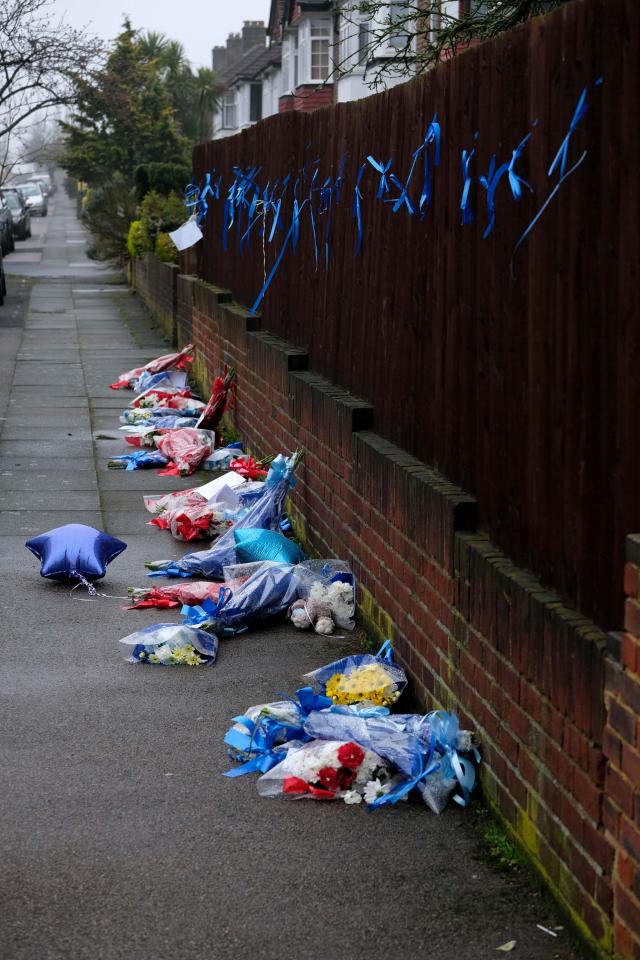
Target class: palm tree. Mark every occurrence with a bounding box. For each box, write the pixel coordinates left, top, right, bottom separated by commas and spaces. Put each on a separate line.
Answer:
194, 67, 221, 142
139, 30, 168, 64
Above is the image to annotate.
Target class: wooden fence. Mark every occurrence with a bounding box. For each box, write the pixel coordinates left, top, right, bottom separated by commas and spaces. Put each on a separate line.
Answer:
193, 0, 639, 630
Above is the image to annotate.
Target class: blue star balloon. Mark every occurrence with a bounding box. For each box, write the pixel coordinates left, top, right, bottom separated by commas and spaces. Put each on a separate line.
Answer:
25, 524, 127, 582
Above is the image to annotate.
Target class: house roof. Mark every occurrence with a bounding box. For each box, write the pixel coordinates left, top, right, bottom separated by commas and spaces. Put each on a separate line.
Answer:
217, 42, 282, 88
272, 0, 333, 33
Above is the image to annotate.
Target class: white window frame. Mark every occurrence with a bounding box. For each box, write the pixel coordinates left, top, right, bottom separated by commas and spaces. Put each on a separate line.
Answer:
297, 17, 332, 84
222, 88, 238, 129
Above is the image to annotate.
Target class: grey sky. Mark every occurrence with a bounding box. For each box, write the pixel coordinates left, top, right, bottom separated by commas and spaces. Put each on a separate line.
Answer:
50, 0, 271, 70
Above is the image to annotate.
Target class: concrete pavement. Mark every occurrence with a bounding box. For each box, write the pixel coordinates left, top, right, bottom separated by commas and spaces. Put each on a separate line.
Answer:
0, 190, 582, 960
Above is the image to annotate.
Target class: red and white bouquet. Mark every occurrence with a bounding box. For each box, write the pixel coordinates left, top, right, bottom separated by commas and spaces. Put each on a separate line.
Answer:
256, 739, 394, 804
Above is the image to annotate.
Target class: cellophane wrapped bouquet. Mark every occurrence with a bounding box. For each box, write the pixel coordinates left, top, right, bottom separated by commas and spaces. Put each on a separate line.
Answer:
109, 344, 194, 390
127, 581, 229, 609
155, 428, 216, 476
145, 450, 303, 579
108, 449, 169, 470
195, 367, 236, 432
181, 560, 353, 636
256, 739, 396, 803
119, 623, 218, 666
304, 643, 407, 708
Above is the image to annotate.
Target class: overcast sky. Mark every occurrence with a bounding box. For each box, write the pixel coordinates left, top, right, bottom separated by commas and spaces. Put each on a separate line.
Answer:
50, 0, 271, 70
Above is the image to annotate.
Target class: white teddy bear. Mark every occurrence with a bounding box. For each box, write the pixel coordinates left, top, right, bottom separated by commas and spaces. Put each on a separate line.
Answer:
288, 580, 355, 635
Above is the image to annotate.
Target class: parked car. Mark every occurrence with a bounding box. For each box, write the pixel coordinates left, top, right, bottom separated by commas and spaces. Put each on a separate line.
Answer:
16, 180, 48, 216
0, 244, 6, 306
0, 189, 31, 240
0, 195, 15, 254
34, 172, 55, 195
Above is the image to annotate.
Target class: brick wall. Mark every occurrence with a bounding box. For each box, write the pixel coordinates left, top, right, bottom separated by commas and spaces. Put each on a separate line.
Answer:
604, 536, 640, 959
131, 254, 179, 346
279, 85, 334, 114
133, 260, 640, 957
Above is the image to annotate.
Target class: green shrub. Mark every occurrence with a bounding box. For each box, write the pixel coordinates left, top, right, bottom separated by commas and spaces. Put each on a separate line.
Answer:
82, 178, 138, 263
127, 220, 150, 258
134, 163, 191, 202
155, 232, 178, 263
139, 190, 185, 238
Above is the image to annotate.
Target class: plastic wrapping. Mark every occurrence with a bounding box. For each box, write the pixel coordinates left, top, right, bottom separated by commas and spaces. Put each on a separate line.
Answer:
304, 646, 408, 707
119, 622, 218, 666
183, 560, 354, 634
146, 452, 302, 579
143, 472, 248, 517
109, 345, 193, 390
155, 428, 214, 476
130, 388, 195, 409
149, 493, 229, 542
195, 368, 236, 431
303, 710, 424, 778
256, 739, 392, 801
108, 450, 169, 470
127, 581, 227, 609
120, 407, 202, 426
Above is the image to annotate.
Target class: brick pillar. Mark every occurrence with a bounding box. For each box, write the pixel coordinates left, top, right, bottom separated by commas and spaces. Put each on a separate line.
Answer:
604, 534, 640, 959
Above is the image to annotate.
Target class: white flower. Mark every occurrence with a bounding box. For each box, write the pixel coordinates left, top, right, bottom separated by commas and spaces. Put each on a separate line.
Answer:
343, 790, 363, 805
364, 778, 391, 805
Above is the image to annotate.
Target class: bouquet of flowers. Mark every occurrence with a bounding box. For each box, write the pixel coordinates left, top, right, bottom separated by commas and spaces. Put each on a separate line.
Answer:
130, 389, 197, 410
182, 559, 353, 635
256, 739, 394, 803
155, 428, 216, 476
108, 450, 169, 470
143, 470, 248, 516
195, 367, 236, 431
119, 622, 218, 666
120, 407, 203, 426
149, 492, 230, 542
145, 450, 303, 579
109, 344, 194, 390
126, 580, 231, 609
304, 644, 408, 708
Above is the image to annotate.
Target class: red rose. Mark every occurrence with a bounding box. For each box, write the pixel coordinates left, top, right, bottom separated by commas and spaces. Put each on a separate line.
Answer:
337, 742, 366, 769
338, 766, 357, 789
317, 767, 340, 791
283, 776, 309, 795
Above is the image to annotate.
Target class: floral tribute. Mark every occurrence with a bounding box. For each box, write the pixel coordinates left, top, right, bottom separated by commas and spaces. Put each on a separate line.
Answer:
257, 739, 395, 805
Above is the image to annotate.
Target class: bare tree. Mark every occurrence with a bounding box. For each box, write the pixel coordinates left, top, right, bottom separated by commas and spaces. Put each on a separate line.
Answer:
334, 0, 568, 90
0, 0, 102, 141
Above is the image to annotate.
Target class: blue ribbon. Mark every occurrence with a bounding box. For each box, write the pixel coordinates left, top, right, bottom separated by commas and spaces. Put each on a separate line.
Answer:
223, 686, 328, 778
265, 453, 297, 489
512, 82, 600, 260
367, 156, 392, 198
352, 162, 367, 256
181, 586, 233, 625
147, 563, 192, 579
460, 148, 475, 225
376, 639, 394, 662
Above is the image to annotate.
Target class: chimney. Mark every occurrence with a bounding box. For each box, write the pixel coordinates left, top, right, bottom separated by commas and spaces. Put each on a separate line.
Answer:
211, 45, 227, 71
242, 20, 266, 51
226, 32, 243, 58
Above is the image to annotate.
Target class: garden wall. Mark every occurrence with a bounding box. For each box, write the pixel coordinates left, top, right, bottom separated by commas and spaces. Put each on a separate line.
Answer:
132, 261, 640, 956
